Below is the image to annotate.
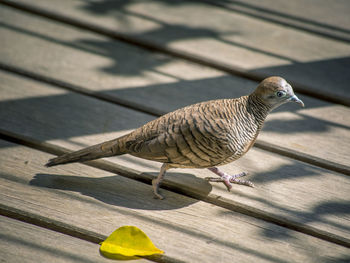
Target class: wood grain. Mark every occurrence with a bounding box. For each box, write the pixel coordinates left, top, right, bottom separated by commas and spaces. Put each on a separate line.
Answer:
1, 139, 349, 262
0, 215, 142, 263
0, 6, 349, 169
202, 0, 350, 42
0, 71, 349, 244
1, 0, 349, 103
1, 1, 349, 262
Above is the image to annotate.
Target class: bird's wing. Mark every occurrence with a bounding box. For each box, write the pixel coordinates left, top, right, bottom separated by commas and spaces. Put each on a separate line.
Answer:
123, 101, 234, 167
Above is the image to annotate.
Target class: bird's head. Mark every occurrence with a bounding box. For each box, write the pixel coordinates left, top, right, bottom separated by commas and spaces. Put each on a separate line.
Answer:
252, 76, 304, 110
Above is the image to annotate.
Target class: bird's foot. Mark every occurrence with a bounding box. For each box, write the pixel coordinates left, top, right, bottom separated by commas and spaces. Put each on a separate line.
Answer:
206, 168, 254, 191
152, 163, 168, 200
152, 179, 165, 200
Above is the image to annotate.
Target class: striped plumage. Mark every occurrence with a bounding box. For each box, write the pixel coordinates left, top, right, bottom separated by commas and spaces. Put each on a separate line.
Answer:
123, 96, 268, 168
46, 76, 304, 199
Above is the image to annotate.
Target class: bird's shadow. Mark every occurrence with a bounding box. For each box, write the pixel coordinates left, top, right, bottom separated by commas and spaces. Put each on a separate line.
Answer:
30, 172, 212, 210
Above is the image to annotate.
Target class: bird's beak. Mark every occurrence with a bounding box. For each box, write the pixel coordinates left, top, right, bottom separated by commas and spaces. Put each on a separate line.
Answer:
289, 95, 304, 107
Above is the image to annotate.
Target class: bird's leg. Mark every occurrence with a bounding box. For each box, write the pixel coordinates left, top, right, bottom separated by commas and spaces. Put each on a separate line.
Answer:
206, 167, 254, 191
152, 163, 169, 200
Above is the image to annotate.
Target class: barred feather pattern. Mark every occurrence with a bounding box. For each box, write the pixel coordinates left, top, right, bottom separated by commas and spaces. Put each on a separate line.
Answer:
119, 94, 272, 169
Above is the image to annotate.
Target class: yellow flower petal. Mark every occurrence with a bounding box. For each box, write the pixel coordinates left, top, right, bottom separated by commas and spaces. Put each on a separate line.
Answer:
100, 226, 164, 258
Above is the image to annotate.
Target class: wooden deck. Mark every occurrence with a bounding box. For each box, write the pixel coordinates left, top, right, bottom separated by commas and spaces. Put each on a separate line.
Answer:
0, 1, 349, 262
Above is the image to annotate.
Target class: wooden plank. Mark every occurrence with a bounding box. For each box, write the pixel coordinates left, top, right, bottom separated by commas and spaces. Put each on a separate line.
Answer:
204, 0, 350, 42
0, 71, 349, 245
232, 0, 350, 32
0, 6, 349, 171
1, 140, 349, 262
0, 216, 142, 263
1, 0, 349, 103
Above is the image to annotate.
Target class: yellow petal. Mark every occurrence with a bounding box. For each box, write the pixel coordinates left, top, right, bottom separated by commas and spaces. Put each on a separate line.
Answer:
100, 226, 164, 258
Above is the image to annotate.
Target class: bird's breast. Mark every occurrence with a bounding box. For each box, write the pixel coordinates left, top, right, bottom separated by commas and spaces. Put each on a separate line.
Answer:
222, 116, 263, 163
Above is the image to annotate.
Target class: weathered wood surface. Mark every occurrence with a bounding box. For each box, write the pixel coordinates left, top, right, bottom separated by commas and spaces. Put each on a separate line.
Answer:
1, 0, 349, 103
1, 139, 349, 262
0, 1, 349, 261
1, 70, 349, 245
0, 5, 349, 171
206, 0, 350, 41
0, 216, 129, 263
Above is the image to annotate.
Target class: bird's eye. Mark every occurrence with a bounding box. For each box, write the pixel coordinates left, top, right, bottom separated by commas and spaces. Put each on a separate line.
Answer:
276, 91, 286, 98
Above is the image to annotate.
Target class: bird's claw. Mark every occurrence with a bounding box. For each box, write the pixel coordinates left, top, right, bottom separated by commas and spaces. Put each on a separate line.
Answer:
205, 177, 232, 191
206, 172, 254, 191
153, 193, 165, 200
152, 179, 165, 200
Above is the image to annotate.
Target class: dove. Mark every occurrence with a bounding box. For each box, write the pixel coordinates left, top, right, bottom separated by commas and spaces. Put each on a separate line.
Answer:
46, 76, 304, 199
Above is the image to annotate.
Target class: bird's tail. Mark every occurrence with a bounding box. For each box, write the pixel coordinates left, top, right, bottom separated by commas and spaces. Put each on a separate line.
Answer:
45, 138, 123, 167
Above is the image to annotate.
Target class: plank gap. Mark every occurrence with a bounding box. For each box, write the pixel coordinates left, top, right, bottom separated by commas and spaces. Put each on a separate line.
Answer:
0, 203, 184, 263
1, 64, 349, 177
1, 128, 349, 249
0, 62, 161, 117
0, 203, 105, 244
254, 141, 350, 176
200, 0, 350, 43
0, 0, 349, 107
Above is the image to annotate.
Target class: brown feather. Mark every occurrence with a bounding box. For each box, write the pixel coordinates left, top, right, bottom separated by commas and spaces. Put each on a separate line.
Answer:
46, 76, 302, 171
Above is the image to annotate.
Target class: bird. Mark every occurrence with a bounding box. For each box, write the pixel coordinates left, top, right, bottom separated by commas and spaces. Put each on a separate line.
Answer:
46, 76, 304, 199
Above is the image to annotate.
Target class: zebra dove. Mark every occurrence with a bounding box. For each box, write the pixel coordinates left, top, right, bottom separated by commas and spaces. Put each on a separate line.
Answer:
46, 76, 304, 199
